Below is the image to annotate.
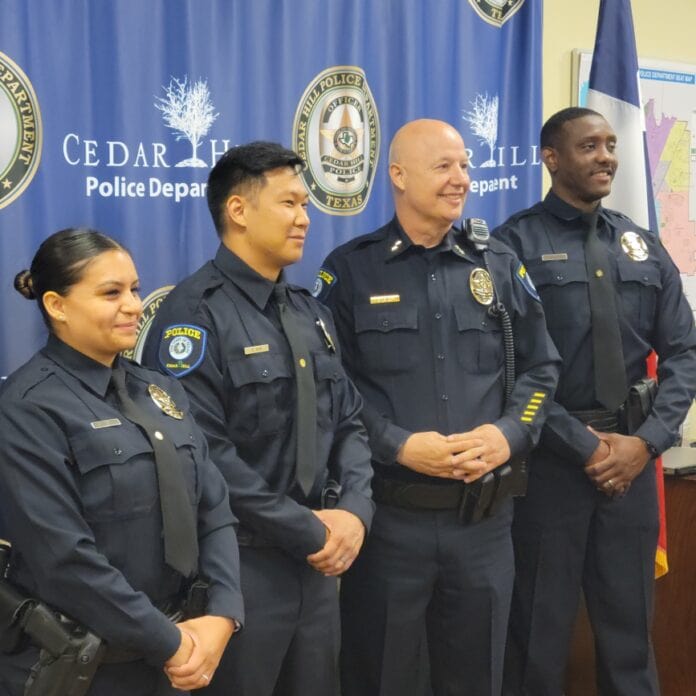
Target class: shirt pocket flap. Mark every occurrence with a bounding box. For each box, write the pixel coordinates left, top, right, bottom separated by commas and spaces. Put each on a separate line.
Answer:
617, 261, 662, 288
453, 305, 498, 333
157, 423, 198, 450
313, 351, 343, 382
70, 428, 152, 474
527, 260, 588, 287
354, 304, 419, 333
227, 352, 292, 387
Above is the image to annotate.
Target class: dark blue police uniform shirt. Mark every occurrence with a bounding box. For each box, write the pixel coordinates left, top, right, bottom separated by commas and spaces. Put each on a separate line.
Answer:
0, 335, 243, 665
495, 191, 696, 463
315, 217, 561, 484
141, 244, 374, 557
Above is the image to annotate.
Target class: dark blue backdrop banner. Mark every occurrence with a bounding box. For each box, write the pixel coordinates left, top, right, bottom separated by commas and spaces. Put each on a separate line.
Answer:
0, 0, 542, 377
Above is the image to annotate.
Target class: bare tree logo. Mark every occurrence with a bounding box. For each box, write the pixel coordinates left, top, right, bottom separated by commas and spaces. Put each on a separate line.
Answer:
463, 93, 499, 168
155, 76, 218, 168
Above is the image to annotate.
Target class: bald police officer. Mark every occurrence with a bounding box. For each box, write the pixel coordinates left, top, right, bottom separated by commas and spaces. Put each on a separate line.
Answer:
316, 119, 560, 696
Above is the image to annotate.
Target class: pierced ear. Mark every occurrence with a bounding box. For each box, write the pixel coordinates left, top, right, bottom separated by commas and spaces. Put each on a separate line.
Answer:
42, 291, 66, 323
389, 163, 406, 192
541, 146, 557, 174
225, 194, 247, 228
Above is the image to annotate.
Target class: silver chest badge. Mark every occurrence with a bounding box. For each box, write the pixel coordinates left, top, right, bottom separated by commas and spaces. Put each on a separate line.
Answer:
148, 384, 184, 420
620, 231, 649, 261
469, 268, 494, 306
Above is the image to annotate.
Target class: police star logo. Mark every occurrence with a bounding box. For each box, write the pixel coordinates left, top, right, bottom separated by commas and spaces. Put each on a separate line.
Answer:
468, 0, 526, 27
470, 268, 494, 305
293, 66, 380, 216
0, 52, 42, 210
620, 231, 649, 262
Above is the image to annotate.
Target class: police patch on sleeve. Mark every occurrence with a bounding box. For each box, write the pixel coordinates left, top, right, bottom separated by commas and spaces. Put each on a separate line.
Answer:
515, 263, 540, 301
158, 324, 207, 378
312, 268, 337, 298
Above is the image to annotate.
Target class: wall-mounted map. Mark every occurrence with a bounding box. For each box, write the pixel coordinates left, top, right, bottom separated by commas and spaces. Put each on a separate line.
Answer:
574, 51, 696, 320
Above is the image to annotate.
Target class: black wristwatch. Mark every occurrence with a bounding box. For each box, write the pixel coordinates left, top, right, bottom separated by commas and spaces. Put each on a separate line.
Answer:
640, 438, 659, 459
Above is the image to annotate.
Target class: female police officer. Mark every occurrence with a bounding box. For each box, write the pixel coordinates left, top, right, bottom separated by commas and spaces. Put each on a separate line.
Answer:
0, 228, 244, 695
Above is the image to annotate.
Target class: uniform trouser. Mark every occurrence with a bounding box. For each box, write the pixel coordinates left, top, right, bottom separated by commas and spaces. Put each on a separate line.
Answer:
503, 455, 660, 696
202, 546, 340, 696
340, 500, 514, 696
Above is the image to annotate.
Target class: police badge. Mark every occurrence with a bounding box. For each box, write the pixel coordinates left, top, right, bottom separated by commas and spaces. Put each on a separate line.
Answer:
620, 231, 649, 261
148, 384, 184, 420
470, 268, 494, 305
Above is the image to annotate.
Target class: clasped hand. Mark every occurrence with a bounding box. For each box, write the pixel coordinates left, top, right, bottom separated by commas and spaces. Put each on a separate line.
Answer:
165, 615, 236, 690
396, 425, 511, 483
584, 429, 651, 497
306, 509, 366, 576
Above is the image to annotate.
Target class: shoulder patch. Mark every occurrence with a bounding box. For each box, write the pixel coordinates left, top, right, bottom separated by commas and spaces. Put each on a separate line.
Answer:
515, 263, 540, 301
158, 324, 207, 378
312, 267, 337, 298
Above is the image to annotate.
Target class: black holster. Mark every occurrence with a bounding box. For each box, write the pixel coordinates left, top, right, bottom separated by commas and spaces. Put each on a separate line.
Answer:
181, 577, 209, 620
321, 479, 342, 509
619, 377, 657, 435
0, 579, 33, 654
458, 458, 527, 524
24, 619, 104, 696
0, 579, 104, 696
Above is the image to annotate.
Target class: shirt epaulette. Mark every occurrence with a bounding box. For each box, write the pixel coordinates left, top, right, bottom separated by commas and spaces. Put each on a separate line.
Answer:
165, 262, 224, 314
481, 235, 518, 258
0, 354, 56, 401
499, 202, 545, 226
328, 224, 391, 260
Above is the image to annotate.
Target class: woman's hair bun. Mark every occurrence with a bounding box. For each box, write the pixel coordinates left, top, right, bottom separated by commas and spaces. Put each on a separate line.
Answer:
14, 269, 36, 300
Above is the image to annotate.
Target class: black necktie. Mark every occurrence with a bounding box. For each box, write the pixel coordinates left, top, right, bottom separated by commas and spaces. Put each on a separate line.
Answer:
582, 212, 628, 411
273, 283, 317, 496
110, 368, 198, 577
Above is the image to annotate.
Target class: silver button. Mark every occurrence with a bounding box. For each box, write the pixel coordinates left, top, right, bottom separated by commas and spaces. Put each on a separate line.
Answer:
154, 431, 164, 441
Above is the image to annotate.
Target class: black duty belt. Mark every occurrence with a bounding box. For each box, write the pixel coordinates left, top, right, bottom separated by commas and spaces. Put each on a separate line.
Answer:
569, 408, 621, 433
372, 477, 465, 511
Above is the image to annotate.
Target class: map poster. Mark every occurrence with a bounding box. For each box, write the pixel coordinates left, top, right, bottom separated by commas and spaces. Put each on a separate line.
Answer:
574, 50, 696, 319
